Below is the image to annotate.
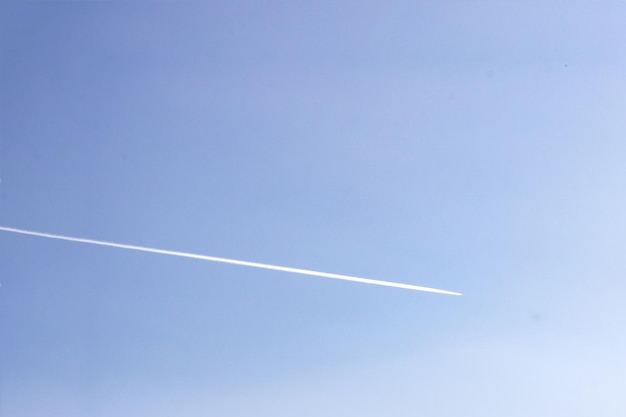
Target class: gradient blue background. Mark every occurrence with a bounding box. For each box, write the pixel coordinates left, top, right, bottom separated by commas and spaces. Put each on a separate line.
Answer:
1, 2, 626, 416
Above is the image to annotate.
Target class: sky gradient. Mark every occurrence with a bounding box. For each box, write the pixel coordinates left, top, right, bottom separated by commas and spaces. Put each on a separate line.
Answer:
1, 1, 626, 416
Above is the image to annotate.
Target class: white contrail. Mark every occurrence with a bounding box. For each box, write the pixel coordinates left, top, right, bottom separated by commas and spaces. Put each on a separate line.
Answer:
0, 226, 461, 295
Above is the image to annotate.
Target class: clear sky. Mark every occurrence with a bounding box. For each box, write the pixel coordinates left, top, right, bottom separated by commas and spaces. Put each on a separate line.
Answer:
1, 1, 626, 416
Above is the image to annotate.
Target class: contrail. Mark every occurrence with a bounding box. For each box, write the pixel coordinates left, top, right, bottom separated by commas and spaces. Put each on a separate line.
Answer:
0, 226, 461, 295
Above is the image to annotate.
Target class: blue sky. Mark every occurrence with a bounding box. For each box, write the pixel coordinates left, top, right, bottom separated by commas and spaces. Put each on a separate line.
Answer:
1, 1, 626, 416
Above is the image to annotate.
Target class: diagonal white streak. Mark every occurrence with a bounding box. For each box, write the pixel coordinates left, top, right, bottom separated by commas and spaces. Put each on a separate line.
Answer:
0, 226, 461, 295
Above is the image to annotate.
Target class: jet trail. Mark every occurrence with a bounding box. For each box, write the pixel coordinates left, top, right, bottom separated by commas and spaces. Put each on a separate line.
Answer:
0, 226, 461, 295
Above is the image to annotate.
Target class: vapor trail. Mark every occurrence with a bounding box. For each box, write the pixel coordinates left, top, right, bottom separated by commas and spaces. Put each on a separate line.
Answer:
0, 226, 461, 295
